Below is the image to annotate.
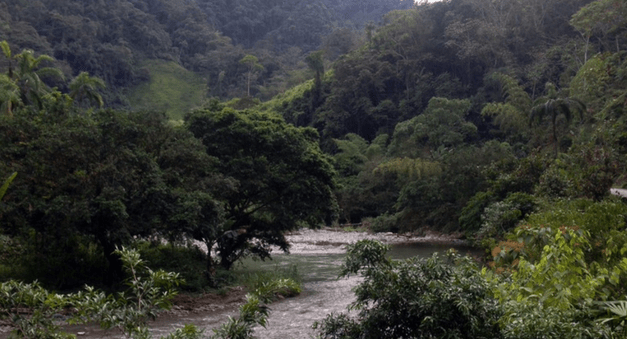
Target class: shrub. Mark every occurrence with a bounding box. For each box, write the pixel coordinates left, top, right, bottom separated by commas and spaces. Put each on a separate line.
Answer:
315, 240, 503, 339
477, 192, 536, 239
134, 241, 210, 292
210, 272, 302, 339
366, 212, 400, 233
1, 248, 183, 339
459, 191, 495, 233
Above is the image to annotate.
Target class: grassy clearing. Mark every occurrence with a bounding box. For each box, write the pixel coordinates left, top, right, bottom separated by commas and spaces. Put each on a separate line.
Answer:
256, 79, 313, 112
127, 60, 207, 120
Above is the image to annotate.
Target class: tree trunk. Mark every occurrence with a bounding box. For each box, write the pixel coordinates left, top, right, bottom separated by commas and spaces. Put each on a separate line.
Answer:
204, 240, 218, 287
97, 233, 123, 286
552, 115, 558, 158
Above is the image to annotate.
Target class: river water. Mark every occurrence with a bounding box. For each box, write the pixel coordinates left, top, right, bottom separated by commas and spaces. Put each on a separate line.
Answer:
232, 229, 480, 339
2, 229, 480, 339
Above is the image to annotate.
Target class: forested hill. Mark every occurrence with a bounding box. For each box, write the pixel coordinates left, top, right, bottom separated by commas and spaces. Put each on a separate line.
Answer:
0, 0, 412, 106
200, 0, 414, 49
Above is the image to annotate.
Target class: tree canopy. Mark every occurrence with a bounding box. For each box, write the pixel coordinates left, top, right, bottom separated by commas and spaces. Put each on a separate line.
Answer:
186, 106, 337, 269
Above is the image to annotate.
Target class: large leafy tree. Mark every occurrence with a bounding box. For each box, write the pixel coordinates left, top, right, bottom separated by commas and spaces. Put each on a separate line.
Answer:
0, 109, 222, 286
186, 107, 337, 269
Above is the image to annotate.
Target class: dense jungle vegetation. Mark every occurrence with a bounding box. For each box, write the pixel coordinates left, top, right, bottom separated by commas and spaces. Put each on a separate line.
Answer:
3, 0, 627, 337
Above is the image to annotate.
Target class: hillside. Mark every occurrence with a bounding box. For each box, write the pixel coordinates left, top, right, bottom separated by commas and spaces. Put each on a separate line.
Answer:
0, 0, 413, 109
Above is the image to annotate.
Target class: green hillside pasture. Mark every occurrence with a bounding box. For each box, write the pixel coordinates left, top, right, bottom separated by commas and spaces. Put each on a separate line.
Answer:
128, 60, 207, 120
256, 78, 313, 112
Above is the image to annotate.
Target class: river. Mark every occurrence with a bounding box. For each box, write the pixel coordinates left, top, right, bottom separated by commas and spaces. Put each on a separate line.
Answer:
3, 229, 480, 339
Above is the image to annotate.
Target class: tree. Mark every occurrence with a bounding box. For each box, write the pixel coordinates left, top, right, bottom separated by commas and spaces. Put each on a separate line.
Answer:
530, 82, 585, 157
305, 50, 325, 107
0, 74, 21, 117
69, 72, 106, 108
570, 0, 627, 60
186, 107, 337, 269
239, 54, 264, 97
0, 109, 222, 287
9, 47, 64, 109
481, 73, 532, 141
388, 97, 477, 158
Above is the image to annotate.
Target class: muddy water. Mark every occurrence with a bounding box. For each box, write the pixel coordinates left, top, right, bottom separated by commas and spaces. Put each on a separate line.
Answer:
241, 229, 480, 339
5, 229, 478, 339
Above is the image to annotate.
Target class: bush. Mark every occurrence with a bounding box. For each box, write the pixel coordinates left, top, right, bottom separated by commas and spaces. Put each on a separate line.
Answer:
134, 241, 210, 292
476, 192, 536, 239
459, 191, 496, 233
366, 212, 400, 233
0, 234, 108, 290
315, 240, 503, 339
535, 161, 574, 198
210, 271, 302, 339
238, 264, 302, 299
1, 248, 183, 339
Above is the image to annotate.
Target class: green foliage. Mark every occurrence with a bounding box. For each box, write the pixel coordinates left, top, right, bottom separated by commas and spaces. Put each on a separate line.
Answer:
483, 197, 627, 338
1, 249, 184, 339
570, 0, 627, 56
209, 293, 269, 339
0, 109, 222, 286
333, 133, 370, 176
497, 301, 610, 339
494, 229, 603, 309
186, 107, 337, 269
210, 273, 302, 339
365, 212, 401, 233
134, 242, 209, 292
317, 241, 503, 339
238, 265, 302, 295
393, 142, 516, 232
388, 97, 477, 157
373, 157, 441, 184
69, 72, 106, 108
485, 226, 616, 338
0, 171, 17, 200
477, 193, 536, 239
530, 82, 586, 157
239, 55, 264, 97
601, 300, 627, 336
524, 198, 627, 270
459, 191, 496, 233
339, 239, 392, 277
0, 280, 72, 339
128, 60, 207, 120
72, 247, 183, 338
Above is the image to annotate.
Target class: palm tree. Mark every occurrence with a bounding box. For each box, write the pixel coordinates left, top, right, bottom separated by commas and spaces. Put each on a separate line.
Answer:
0, 74, 22, 117
13, 49, 65, 108
1, 41, 14, 79
530, 82, 586, 157
69, 72, 106, 108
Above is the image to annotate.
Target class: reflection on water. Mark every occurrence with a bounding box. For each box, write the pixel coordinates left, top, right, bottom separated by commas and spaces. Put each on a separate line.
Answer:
389, 242, 483, 260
